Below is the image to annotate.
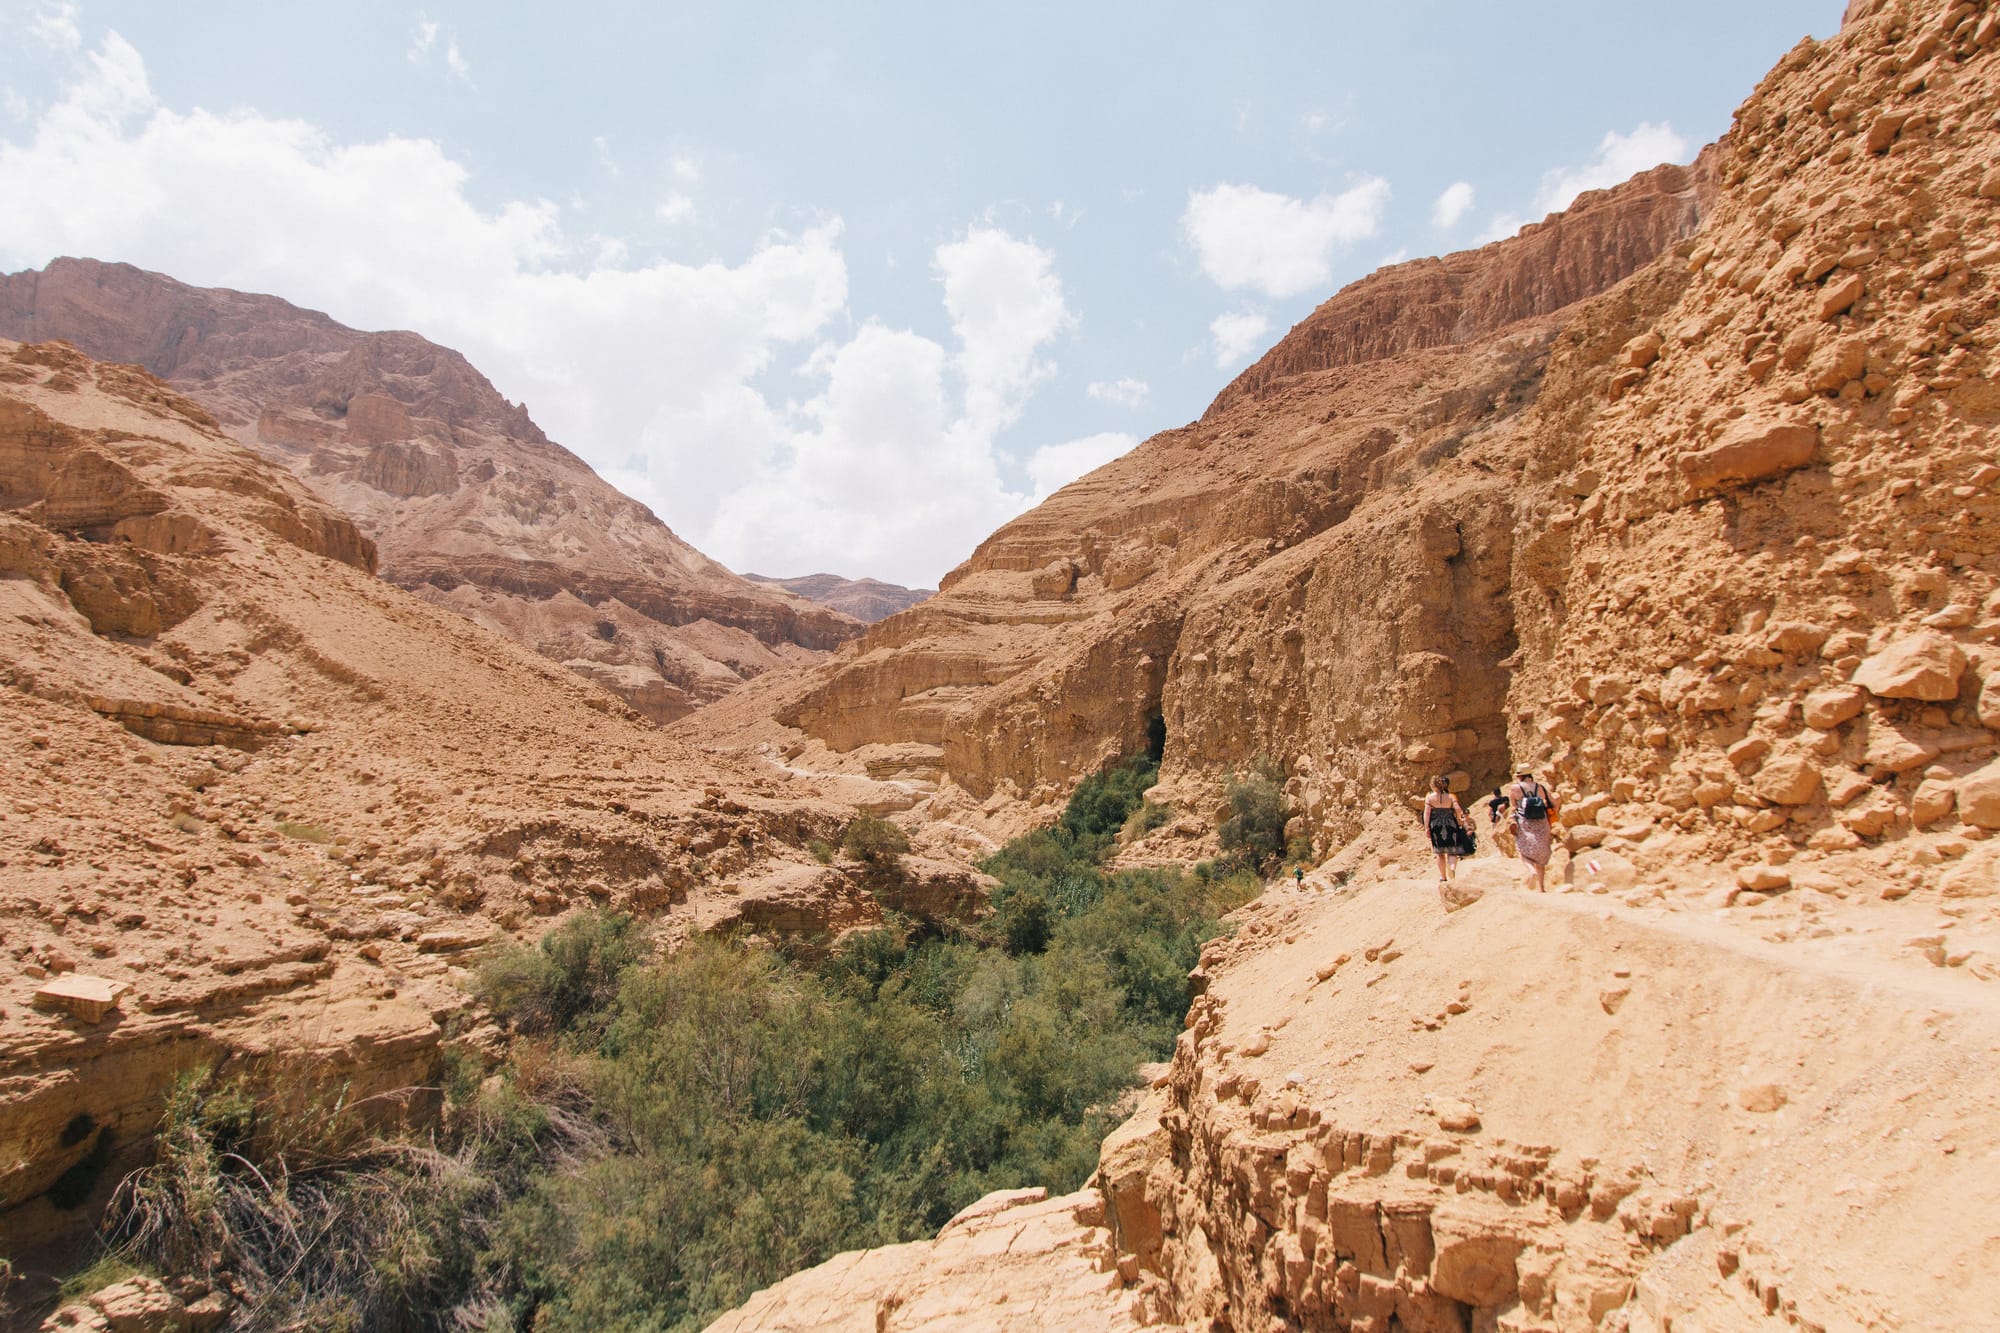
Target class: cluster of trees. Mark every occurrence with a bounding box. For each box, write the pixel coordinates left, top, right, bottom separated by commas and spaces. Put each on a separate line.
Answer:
75, 754, 1261, 1332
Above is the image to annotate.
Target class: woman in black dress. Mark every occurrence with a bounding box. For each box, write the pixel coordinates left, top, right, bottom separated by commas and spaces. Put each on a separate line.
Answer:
1421, 775, 1473, 886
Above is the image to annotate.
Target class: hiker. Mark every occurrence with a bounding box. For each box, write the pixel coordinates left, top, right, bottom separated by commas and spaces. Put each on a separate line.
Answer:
1503, 769, 1559, 892
1421, 776, 1473, 886
1486, 787, 1517, 859
1293, 865, 1305, 889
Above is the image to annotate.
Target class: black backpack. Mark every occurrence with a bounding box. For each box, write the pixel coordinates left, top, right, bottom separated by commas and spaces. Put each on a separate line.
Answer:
1518, 782, 1549, 820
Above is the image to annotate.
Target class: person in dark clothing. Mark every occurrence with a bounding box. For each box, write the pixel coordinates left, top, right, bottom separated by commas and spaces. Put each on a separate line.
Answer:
1420, 775, 1473, 886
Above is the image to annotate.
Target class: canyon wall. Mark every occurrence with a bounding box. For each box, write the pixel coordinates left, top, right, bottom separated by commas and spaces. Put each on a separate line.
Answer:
0, 340, 920, 1271
0, 261, 862, 723
744, 571, 936, 624
693, 0, 2000, 894
699, 4, 2000, 1329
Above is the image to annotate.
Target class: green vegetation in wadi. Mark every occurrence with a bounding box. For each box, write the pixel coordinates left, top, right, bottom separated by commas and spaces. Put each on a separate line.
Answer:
79, 755, 1256, 1332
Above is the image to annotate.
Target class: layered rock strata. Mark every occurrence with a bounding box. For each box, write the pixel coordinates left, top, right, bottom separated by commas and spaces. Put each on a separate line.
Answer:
745, 572, 936, 624
693, 0, 2000, 894
711, 840, 2000, 1331
0, 261, 862, 723
0, 341, 903, 1277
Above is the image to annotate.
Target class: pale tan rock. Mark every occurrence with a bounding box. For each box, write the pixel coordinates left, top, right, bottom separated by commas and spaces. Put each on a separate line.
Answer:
1738, 1083, 1789, 1113
1852, 632, 1968, 701
1803, 684, 1866, 729
701, 1187, 1151, 1333
1428, 1200, 1526, 1307
1864, 719, 1942, 775
1679, 419, 1818, 490
1439, 881, 1485, 912
1753, 755, 1821, 805
31, 974, 129, 1023
1911, 778, 1958, 828
1434, 1098, 1482, 1132
1818, 271, 1865, 320
1960, 760, 2000, 830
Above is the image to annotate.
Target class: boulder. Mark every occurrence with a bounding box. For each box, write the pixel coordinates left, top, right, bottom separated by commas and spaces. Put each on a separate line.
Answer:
1960, 759, 2000, 830
1753, 755, 1821, 805
1439, 881, 1484, 913
1428, 1201, 1526, 1307
1818, 271, 1864, 320
1864, 719, 1941, 775
1679, 419, 1818, 490
1802, 684, 1866, 729
1911, 778, 1957, 828
1852, 633, 1967, 701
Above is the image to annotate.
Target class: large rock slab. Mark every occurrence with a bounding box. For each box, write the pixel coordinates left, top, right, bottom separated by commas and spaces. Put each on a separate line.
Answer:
1678, 419, 1819, 490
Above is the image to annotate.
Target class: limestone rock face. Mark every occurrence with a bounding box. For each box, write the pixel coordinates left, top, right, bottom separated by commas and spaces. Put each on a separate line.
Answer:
694, 0, 2000, 877
0, 340, 864, 1264
701, 1186, 1170, 1332
0, 260, 863, 722
743, 572, 935, 624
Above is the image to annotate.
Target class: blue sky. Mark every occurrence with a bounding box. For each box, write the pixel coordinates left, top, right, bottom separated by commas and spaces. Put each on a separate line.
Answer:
0, 1, 1838, 585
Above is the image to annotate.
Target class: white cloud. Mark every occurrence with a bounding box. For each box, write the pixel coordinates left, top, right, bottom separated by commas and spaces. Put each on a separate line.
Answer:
1474, 213, 1525, 245
937, 226, 1072, 440
1533, 122, 1688, 215
670, 152, 699, 183
407, 13, 471, 85
407, 16, 439, 63
592, 134, 618, 176
31, 1, 82, 50
3, 90, 29, 123
1183, 177, 1390, 299
1210, 309, 1271, 369
1086, 377, 1148, 409
1431, 181, 1474, 229
1026, 433, 1134, 500
0, 33, 1097, 586
655, 192, 694, 224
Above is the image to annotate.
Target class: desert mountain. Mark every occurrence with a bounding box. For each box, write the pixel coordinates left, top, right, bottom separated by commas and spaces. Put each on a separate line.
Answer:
696, 0, 2000, 1327
743, 571, 935, 623
0, 259, 862, 724
0, 338, 981, 1274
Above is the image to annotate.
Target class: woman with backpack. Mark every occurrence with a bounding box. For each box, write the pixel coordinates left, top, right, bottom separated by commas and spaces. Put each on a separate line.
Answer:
1503, 769, 1559, 892
1421, 775, 1474, 887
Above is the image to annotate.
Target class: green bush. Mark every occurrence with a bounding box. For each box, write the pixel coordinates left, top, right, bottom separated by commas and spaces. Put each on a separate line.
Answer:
1059, 754, 1159, 849
1218, 757, 1289, 875
87, 760, 1252, 1332
841, 815, 910, 864
475, 910, 647, 1038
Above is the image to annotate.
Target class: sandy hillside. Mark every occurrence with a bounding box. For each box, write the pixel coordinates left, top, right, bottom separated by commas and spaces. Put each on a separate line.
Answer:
0, 338, 942, 1275
0, 260, 862, 724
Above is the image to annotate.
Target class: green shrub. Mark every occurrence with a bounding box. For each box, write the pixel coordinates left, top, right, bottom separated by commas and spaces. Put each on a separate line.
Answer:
87, 759, 1253, 1332
1217, 757, 1289, 875
841, 815, 910, 864
1120, 800, 1172, 841
1059, 754, 1159, 849
475, 910, 646, 1038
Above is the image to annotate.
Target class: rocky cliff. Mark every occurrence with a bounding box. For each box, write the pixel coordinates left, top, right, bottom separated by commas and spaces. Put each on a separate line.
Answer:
0, 261, 862, 723
691, 0, 2000, 893
711, 839, 2000, 1331
744, 571, 936, 624
695, 1, 2000, 1328
0, 339, 944, 1282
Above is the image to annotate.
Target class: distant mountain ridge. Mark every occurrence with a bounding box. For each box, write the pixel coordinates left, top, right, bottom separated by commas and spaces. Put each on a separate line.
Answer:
0, 257, 863, 722
744, 571, 934, 623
